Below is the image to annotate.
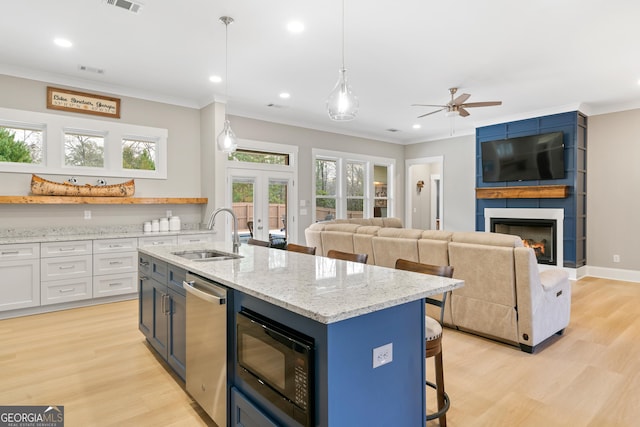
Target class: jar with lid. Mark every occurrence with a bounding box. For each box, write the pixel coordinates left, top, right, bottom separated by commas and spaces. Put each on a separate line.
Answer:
169, 216, 181, 231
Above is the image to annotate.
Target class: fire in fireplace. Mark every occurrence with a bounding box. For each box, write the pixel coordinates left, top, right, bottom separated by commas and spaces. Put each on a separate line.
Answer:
490, 218, 557, 265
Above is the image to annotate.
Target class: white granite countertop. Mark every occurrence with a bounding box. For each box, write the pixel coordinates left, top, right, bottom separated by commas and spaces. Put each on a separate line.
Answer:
139, 241, 464, 325
0, 228, 214, 245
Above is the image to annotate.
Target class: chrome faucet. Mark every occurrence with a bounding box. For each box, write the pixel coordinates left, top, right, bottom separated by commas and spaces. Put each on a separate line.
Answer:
207, 207, 240, 253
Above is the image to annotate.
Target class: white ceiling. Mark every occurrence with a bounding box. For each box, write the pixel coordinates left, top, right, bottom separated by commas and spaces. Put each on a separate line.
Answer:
2, 0, 640, 144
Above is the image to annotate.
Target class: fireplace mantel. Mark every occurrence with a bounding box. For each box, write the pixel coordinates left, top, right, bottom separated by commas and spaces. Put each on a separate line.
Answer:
476, 185, 569, 199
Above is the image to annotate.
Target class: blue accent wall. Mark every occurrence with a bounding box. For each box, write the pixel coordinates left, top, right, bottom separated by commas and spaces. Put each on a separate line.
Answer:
476, 111, 587, 268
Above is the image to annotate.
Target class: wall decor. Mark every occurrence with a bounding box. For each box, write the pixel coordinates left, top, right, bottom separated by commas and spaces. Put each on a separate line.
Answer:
46, 86, 121, 118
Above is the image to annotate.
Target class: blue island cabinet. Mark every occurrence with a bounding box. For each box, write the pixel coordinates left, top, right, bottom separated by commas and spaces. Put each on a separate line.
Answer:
138, 253, 187, 381
231, 291, 426, 427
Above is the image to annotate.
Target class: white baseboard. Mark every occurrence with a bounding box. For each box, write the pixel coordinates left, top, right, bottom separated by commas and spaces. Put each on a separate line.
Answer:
538, 264, 639, 283
583, 266, 640, 283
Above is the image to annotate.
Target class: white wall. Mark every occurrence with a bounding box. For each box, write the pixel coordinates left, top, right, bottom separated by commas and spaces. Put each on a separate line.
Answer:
0, 74, 203, 229
404, 134, 476, 232
588, 109, 640, 272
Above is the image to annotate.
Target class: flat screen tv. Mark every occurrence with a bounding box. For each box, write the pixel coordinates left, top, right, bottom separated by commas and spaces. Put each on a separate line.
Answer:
481, 131, 565, 182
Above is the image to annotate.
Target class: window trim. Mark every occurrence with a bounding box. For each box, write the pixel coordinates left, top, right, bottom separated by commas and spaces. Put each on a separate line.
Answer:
0, 107, 167, 179
312, 149, 395, 222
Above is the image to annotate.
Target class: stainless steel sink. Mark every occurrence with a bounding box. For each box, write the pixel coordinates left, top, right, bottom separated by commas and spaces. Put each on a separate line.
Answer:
172, 249, 242, 261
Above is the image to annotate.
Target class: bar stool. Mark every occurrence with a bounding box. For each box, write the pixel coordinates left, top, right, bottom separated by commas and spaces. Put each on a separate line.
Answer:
286, 243, 316, 255
326, 249, 368, 264
395, 258, 453, 426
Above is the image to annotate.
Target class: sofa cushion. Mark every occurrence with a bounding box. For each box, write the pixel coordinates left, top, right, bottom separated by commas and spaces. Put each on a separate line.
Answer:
382, 217, 403, 228
452, 231, 524, 248
372, 236, 419, 268
323, 223, 361, 233
421, 230, 453, 241
418, 239, 449, 267
377, 228, 424, 239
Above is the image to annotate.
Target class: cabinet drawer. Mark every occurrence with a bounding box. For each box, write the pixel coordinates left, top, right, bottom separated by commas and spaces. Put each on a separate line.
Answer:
0, 243, 40, 261
41, 240, 92, 258
93, 272, 137, 297
93, 238, 138, 253
151, 258, 168, 284
138, 236, 177, 247
94, 251, 137, 275
138, 253, 152, 276
41, 276, 92, 305
177, 233, 214, 245
41, 255, 92, 280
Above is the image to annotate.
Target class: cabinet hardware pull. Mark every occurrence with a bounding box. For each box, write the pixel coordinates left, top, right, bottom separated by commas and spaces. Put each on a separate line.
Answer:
59, 288, 75, 293
1, 251, 20, 255
58, 265, 75, 270
139, 261, 149, 267
108, 282, 122, 287
140, 275, 149, 280
109, 261, 123, 265
108, 244, 123, 248
58, 247, 76, 252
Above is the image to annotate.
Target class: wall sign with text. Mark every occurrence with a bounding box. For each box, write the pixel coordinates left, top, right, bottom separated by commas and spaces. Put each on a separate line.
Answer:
46, 86, 121, 118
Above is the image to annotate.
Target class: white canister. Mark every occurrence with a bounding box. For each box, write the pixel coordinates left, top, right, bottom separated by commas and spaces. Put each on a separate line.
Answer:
143, 221, 151, 232
159, 217, 169, 232
151, 219, 160, 232
169, 216, 181, 231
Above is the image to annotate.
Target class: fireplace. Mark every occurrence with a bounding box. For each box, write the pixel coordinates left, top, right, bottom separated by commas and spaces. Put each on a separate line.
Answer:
484, 208, 564, 268
491, 218, 557, 265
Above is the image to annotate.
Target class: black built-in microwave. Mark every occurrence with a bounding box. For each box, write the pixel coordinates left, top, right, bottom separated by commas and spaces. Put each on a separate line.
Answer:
236, 308, 314, 427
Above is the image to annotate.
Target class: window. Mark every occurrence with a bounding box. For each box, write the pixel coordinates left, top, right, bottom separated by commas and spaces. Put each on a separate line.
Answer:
315, 158, 337, 221
0, 123, 44, 165
122, 137, 157, 171
346, 161, 364, 218
313, 149, 394, 221
229, 149, 289, 165
64, 131, 105, 167
0, 107, 167, 179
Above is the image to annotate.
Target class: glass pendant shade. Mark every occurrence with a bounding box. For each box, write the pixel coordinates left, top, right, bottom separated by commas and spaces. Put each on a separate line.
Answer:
327, 68, 359, 121
216, 119, 237, 153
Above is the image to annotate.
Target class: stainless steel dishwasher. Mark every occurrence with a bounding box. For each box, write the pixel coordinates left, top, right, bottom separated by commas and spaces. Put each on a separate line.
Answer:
183, 272, 227, 426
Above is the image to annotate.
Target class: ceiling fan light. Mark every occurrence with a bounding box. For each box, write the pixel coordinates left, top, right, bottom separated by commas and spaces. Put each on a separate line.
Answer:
444, 109, 458, 118
327, 68, 359, 121
216, 119, 237, 153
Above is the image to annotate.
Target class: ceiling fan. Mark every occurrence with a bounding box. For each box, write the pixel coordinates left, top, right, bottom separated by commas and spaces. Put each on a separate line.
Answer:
413, 88, 502, 118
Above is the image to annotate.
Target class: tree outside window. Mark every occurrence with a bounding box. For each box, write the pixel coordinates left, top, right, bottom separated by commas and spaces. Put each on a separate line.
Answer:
64, 133, 104, 167
122, 138, 156, 170
0, 126, 43, 164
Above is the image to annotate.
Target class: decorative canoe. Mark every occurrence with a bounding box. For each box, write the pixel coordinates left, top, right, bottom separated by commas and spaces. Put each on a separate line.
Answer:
30, 174, 135, 197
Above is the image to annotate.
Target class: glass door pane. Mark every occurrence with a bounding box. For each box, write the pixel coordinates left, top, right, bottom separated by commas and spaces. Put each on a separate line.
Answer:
374, 165, 388, 218
346, 162, 364, 219
268, 179, 288, 248
232, 178, 255, 243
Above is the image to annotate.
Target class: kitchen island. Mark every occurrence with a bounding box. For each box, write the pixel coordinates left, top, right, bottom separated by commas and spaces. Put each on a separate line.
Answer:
139, 241, 463, 426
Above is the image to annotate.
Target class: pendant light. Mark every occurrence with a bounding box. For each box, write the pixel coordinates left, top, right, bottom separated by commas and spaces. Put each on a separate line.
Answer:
326, 0, 358, 121
217, 16, 238, 153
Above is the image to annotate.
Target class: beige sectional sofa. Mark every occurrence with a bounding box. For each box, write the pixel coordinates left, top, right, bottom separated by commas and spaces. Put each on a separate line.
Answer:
305, 218, 571, 353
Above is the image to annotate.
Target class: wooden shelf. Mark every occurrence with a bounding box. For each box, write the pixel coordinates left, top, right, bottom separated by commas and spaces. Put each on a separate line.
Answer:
0, 196, 208, 205
476, 185, 570, 199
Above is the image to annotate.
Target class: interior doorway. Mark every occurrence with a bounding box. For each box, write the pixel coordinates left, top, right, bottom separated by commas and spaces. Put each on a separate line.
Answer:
405, 156, 444, 230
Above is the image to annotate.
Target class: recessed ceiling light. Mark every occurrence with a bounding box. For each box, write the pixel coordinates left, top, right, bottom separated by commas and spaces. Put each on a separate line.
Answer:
287, 21, 305, 33
210, 75, 222, 83
412, 124, 421, 129
54, 38, 72, 48
279, 92, 291, 99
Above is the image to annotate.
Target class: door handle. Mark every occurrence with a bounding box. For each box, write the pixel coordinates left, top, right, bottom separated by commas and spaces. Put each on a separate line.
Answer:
183, 280, 226, 305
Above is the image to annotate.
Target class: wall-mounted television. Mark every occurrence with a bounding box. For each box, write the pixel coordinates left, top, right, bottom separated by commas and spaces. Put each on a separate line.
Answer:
481, 131, 565, 182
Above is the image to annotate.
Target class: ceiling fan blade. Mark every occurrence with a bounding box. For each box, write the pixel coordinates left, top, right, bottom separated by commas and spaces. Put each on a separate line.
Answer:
458, 107, 470, 117
462, 101, 502, 108
452, 93, 471, 105
412, 104, 447, 108
417, 108, 444, 118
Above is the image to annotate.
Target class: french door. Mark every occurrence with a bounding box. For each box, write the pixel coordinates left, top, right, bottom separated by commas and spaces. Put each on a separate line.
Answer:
228, 168, 293, 244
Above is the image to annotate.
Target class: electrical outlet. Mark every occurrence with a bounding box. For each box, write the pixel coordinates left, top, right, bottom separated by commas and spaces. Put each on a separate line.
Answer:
372, 343, 393, 368
613, 254, 621, 263
84, 210, 91, 220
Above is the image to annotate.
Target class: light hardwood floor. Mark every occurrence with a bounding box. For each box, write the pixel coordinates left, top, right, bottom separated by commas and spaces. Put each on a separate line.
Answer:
1, 277, 639, 426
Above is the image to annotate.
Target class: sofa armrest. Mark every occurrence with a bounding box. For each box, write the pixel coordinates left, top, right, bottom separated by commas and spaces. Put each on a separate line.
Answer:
539, 269, 569, 292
